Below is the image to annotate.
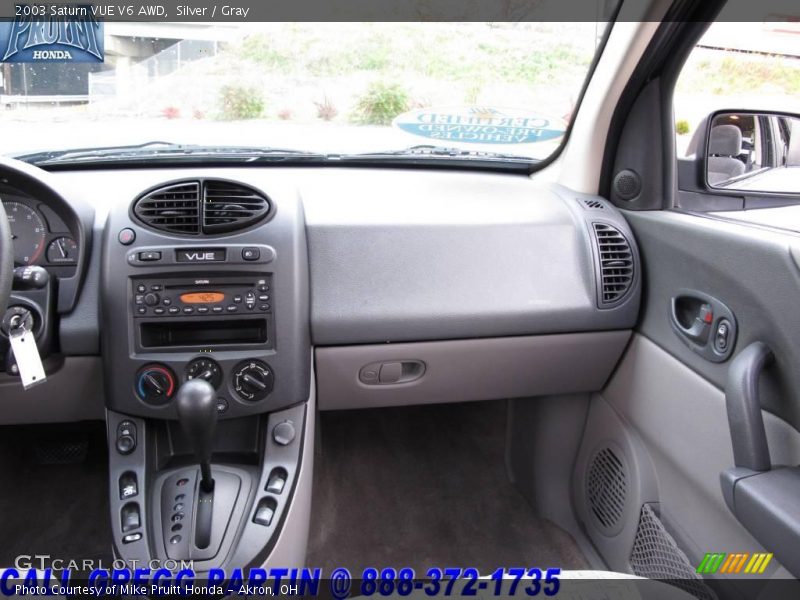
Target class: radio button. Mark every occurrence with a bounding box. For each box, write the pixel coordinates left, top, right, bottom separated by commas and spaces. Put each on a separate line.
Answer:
138, 251, 162, 262
242, 247, 260, 261
258, 294, 269, 302
197, 306, 209, 314
162, 297, 172, 306
154, 307, 166, 315
136, 307, 147, 315
136, 284, 147, 293
259, 304, 270, 312
150, 284, 163, 292
168, 307, 180, 315
135, 294, 145, 305
257, 284, 269, 292
211, 306, 224, 314
182, 307, 194, 315
233, 295, 242, 304
226, 305, 238, 313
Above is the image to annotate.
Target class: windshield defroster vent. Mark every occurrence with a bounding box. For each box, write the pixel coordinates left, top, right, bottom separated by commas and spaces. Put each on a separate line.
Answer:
203, 180, 270, 233
133, 182, 201, 235
592, 222, 634, 307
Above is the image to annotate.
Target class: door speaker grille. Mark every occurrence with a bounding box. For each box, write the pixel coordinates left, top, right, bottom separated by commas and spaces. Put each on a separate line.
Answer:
586, 446, 627, 532
630, 504, 717, 600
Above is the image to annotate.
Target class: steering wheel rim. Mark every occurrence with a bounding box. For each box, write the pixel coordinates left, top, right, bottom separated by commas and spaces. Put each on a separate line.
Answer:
0, 200, 12, 315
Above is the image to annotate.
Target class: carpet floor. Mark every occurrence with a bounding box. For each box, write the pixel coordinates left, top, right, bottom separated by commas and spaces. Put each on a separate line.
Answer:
307, 401, 588, 574
0, 421, 112, 567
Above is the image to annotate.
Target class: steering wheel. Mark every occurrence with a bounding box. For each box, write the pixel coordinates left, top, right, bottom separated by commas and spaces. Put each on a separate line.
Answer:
0, 200, 12, 315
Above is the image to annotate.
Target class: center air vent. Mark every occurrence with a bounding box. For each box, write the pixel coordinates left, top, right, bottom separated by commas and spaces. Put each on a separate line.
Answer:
133, 180, 271, 235
203, 180, 270, 233
592, 222, 634, 307
133, 182, 200, 234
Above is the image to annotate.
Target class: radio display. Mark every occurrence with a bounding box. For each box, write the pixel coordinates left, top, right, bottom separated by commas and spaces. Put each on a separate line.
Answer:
180, 292, 225, 304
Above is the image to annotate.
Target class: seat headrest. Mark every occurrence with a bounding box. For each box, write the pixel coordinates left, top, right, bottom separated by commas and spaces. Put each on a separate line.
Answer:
709, 124, 742, 156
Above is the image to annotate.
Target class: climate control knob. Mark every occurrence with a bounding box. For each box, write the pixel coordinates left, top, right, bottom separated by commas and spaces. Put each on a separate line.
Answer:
232, 360, 274, 402
185, 357, 222, 389
135, 364, 176, 405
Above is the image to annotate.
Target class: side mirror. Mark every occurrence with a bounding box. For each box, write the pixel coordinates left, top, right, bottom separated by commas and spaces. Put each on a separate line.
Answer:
703, 110, 800, 194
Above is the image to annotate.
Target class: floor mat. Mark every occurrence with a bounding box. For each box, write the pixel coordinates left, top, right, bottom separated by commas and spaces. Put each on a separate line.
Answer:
307, 401, 588, 574
0, 422, 113, 567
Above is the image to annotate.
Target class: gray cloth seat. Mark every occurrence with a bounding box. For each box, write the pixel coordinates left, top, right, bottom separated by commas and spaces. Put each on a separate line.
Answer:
708, 124, 745, 184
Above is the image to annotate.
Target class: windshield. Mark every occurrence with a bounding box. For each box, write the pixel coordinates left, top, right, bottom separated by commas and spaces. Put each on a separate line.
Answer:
1, 21, 612, 165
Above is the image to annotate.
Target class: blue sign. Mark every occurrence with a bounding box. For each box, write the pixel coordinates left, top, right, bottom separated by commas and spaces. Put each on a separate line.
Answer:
393, 107, 565, 145
1, 8, 104, 63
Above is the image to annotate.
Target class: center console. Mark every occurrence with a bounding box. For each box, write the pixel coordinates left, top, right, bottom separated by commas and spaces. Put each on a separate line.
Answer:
100, 176, 312, 569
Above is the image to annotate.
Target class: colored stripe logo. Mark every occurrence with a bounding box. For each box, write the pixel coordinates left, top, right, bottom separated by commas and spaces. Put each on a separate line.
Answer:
697, 552, 773, 574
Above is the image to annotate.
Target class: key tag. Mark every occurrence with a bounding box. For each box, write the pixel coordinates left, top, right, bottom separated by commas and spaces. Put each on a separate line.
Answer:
8, 318, 46, 390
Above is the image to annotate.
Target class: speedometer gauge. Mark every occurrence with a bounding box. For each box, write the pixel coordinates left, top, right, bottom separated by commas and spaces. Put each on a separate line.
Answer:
3, 201, 47, 265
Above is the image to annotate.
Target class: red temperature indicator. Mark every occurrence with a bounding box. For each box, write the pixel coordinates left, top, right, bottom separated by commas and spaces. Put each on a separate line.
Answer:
180, 292, 225, 304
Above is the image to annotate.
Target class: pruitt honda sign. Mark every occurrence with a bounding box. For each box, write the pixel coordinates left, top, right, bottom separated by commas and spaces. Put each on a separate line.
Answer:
1, 5, 104, 62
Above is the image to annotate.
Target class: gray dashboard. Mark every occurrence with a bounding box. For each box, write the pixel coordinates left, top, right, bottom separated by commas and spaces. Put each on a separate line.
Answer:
1, 164, 640, 420
49, 167, 639, 350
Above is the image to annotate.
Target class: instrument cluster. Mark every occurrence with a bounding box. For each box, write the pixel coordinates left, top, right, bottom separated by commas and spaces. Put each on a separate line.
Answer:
1, 192, 79, 276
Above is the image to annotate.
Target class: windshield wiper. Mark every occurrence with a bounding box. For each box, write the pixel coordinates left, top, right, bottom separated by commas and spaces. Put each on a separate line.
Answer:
339, 144, 536, 162
15, 143, 326, 166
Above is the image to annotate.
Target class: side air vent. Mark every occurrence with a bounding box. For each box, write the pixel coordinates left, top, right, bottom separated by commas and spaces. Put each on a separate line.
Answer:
592, 223, 634, 307
133, 182, 201, 234
203, 180, 270, 233
586, 446, 627, 533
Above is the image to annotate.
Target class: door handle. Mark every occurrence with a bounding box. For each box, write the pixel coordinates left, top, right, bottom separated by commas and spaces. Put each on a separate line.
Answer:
725, 341, 772, 472
718, 342, 800, 578
671, 299, 713, 343
669, 290, 737, 362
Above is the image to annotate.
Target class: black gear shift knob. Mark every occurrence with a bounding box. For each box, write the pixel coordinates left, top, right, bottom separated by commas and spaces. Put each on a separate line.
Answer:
175, 378, 217, 492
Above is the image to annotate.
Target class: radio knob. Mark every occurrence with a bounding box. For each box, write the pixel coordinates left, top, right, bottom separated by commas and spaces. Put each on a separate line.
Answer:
144, 292, 160, 306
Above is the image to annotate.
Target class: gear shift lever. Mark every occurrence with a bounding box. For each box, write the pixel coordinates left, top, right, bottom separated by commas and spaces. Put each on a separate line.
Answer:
175, 379, 217, 493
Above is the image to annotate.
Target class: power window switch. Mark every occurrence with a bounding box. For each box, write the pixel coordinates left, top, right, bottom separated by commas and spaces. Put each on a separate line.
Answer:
121, 502, 141, 533
119, 472, 138, 500
266, 470, 287, 495
253, 498, 276, 526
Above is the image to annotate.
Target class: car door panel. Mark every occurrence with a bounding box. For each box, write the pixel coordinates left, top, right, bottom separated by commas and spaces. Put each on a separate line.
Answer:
587, 207, 800, 587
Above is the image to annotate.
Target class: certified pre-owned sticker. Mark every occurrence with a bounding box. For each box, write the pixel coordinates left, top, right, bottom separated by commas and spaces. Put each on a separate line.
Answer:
393, 106, 566, 145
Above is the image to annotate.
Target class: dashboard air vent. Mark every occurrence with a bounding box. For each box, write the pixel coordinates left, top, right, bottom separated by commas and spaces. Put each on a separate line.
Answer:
133, 182, 200, 234
203, 180, 270, 233
593, 223, 634, 306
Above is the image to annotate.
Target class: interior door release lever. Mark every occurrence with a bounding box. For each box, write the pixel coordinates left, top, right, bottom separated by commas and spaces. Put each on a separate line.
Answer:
670, 290, 737, 362
677, 302, 713, 343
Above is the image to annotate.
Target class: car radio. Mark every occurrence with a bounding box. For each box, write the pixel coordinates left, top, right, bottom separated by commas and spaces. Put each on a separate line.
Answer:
132, 275, 272, 318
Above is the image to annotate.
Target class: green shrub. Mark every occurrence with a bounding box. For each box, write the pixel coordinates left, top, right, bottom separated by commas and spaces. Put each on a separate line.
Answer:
218, 84, 264, 120
676, 119, 690, 135
352, 82, 409, 125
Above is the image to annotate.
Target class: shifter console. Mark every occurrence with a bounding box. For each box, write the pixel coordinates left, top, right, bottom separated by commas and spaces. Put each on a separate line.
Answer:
101, 176, 312, 569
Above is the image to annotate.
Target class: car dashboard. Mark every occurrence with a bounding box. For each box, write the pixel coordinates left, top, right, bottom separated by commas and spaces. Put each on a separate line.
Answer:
0, 162, 640, 568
